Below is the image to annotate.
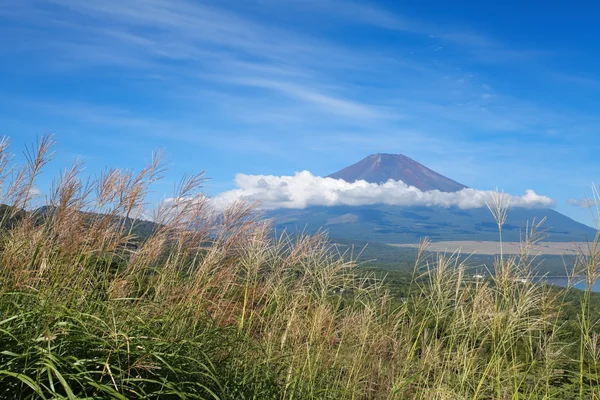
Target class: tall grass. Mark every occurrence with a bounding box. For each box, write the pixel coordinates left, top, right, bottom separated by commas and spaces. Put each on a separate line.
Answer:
1, 134, 599, 399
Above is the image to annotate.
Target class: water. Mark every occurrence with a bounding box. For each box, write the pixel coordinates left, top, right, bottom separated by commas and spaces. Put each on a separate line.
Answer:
536, 276, 600, 292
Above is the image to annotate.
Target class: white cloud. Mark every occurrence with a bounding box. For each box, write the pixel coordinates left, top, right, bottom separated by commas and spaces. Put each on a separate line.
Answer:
28, 186, 42, 198
211, 171, 554, 210
568, 198, 597, 209
4, 0, 589, 143
230, 78, 389, 119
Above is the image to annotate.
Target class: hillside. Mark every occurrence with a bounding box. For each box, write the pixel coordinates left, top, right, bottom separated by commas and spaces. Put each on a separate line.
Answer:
269, 153, 597, 243
268, 203, 597, 243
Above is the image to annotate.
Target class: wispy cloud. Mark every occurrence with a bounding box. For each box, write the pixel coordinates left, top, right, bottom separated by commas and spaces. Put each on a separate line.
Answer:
297, 0, 549, 63
1, 0, 584, 140
28, 186, 42, 198
568, 198, 598, 209
552, 73, 600, 89
227, 78, 391, 119
3, 0, 410, 128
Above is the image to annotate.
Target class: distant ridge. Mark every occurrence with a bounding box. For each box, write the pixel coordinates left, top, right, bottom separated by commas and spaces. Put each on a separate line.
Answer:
327, 153, 467, 192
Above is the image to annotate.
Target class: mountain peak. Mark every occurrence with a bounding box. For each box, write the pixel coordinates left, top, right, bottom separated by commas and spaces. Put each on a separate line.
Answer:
327, 153, 467, 192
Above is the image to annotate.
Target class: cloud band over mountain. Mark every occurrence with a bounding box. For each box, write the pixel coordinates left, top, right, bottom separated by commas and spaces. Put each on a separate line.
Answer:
212, 171, 554, 210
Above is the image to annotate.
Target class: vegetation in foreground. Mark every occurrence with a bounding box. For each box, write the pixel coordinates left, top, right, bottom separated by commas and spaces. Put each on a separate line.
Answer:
1, 135, 600, 399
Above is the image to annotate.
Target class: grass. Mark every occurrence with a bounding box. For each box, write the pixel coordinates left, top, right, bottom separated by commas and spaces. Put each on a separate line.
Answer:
1, 134, 600, 399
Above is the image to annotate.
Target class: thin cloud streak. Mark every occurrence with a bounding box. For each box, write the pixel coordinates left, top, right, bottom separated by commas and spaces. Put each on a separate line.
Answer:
2, 0, 589, 140
229, 78, 390, 119
568, 198, 598, 209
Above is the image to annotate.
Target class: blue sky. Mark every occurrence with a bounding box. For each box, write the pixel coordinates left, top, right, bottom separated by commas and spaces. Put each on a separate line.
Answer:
1, 0, 599, 226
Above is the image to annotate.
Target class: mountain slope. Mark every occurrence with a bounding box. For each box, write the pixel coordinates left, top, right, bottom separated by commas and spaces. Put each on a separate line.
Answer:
327, 153, 467, 192
269, 153, 596, 244
32, 205, 160, 241
268, 204, 597, 243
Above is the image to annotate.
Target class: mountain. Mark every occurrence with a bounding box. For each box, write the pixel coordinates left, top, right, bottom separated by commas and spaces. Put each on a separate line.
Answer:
269, 204, 596, 243
268, 154, 597, 244
327, 153, 467, 192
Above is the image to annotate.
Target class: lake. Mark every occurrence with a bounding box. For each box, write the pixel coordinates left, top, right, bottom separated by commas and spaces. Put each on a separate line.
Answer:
536, 276, 600, 293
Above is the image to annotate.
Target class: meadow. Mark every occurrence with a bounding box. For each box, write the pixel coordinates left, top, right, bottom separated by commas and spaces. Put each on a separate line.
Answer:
1, 135, 600, 399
